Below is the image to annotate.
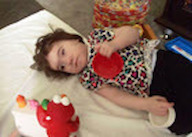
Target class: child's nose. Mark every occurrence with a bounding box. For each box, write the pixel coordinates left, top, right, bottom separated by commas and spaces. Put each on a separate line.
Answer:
66, 56, 73, 66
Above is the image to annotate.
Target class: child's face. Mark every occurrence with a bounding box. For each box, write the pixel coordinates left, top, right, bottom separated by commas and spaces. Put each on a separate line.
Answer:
46, 39, 88, 74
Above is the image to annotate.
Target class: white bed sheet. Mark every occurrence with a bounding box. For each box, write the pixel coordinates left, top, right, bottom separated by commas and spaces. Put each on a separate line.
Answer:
0, 10, 184, 137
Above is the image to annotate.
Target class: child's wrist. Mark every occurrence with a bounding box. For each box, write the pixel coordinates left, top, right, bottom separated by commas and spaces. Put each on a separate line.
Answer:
139, 98, 150, 111
107, 40, 119, 52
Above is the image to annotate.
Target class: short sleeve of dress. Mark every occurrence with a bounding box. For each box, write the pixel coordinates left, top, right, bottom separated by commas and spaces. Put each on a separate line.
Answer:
79, 28, 115, 91
87, 28, 115, 46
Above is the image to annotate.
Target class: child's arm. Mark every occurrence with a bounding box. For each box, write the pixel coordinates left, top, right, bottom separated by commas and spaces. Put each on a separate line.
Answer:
96, 85, 174, 116
95, 25, 140, 58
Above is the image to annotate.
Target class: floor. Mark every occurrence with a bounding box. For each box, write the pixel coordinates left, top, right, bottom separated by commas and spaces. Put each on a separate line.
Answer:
0, 0, 167, 48
0, 0, 43, 29
35, 0, 167, 37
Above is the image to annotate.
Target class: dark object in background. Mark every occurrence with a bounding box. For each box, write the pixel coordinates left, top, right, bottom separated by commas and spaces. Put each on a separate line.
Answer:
155, 0, 192, 40
0, 0, 43, 29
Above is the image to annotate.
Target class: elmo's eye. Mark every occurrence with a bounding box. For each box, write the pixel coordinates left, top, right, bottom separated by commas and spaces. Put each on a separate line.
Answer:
53, 95, 61, 104
61, 97, 70, 106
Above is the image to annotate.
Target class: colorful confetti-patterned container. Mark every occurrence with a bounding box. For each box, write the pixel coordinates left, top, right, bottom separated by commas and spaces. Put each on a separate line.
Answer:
92, 0, 151, 28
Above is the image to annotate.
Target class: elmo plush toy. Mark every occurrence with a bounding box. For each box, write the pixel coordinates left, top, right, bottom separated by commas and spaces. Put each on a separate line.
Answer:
36, 94, 80, 137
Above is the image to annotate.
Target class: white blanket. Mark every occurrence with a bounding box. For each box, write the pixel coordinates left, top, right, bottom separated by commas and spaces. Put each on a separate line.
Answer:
0, 10, 184, 137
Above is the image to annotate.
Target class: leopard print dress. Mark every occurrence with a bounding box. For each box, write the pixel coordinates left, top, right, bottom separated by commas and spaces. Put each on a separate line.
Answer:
79, 28, 149, 97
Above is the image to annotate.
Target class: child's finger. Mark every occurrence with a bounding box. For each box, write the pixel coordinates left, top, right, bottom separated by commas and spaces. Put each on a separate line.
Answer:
106, 52, 111, 58
161, 102, 174, 109
94, 45, 101, 52
102, 48, 111, 58
99, 47, 107, 56
158, 110, 168, 116
154, 96, 168, 102
105, 50, 113, 58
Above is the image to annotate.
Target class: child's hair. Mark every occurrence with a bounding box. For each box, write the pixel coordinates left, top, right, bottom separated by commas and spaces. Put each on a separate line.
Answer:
32, 28, 84, 79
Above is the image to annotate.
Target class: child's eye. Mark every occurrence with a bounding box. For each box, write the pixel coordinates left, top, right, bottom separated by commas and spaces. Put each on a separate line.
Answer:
61, 49, 65, 56
59, 64, 65, 71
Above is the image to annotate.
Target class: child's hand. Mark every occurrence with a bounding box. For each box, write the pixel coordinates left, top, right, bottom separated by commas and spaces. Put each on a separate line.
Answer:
145, 96, 174, 116
94, 42, 116, 58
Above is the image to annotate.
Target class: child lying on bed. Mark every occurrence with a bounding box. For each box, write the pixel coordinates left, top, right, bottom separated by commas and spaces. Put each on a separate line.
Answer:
32, 25, 192, 135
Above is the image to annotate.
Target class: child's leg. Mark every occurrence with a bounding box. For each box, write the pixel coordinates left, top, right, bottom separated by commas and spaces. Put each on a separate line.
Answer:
150, 50, 192, 135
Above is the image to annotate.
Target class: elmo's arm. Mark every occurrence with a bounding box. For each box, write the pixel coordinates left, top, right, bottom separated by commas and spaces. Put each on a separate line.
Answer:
67, 116, 80, 132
